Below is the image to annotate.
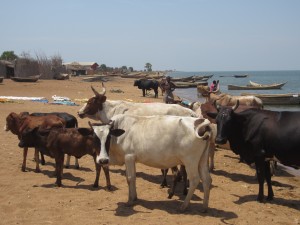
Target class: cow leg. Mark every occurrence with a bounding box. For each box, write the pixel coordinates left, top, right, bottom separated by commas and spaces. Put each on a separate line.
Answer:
40, 152, 45, 165
199, 160, 212, 212
180, 164, 201, 212
125, 154, 137, 205
103, 166, 112, 191
34, 148, 41, 173
22, 147, 28, 172
154, 89, 158, 98
255, 157, 265, 202
93, 157, 101, 188
265, 161, 274, 200
75, 158, 79, 169
65, 154, 71, 168
142, 89, 146, 97
180, 165, 188, 196
55, 154, 64, 187
168, 166, 179, 199
160, 169, 168, 187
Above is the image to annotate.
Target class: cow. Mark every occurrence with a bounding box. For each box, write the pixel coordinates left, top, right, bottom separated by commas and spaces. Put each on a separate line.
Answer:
133, 79, 159, 98
21, 112, 79, 168
77, 84, 199, 194
4, 112, 65, 172
206, 93, 263, 109
18, 122, 123, 188
91, 114, 213, 212
207, 100, 300, 202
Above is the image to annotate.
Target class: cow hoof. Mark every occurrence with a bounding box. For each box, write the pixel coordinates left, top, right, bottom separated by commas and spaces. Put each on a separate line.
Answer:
41, 160, 45, 165
257, 197, 264, 203
65, 165, 69, 169
21, 167, 26, 172
35, 168, 41, 173
106, 185, 112, 191
200, 208, 208, 213
93, 183, 99, 188
75, 165, 80, 170
266, 195, 274, 201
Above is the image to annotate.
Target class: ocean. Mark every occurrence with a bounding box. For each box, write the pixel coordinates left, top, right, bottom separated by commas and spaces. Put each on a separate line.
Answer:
167, 70, 300, 111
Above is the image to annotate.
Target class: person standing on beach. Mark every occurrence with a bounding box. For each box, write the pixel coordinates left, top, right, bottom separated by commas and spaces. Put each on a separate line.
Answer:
163, 76, 176, 103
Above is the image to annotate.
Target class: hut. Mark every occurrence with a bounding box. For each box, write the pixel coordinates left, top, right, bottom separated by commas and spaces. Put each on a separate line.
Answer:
63, 62, 99, 76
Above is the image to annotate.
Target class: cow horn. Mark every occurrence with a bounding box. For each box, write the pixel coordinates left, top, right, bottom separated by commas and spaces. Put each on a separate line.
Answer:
88, 121, 94, 130
91, 85, 100, 97
232, 100, 239, 111
101, 82, 106, 95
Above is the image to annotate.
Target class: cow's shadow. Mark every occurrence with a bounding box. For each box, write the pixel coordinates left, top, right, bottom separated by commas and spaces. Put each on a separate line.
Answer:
114, 199, 238, 219
212, 169, 257, 184
232, 194, 300, 210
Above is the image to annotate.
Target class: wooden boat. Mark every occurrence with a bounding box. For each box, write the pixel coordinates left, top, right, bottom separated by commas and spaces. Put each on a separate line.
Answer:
233, 74, 248, 78
11, 75, 40, 82
249, 80, 287, 88
0, 77, 3, 83
228, 82, 286, 90
174, 81, 208, 88
55, 73, 70, 80
241, 93, 300, 105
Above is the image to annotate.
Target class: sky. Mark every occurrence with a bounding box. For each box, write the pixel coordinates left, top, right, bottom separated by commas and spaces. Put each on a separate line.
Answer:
1, 0, 299, 71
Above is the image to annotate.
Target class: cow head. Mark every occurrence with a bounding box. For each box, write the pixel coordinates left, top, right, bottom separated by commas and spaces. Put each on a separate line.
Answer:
89, 121, 125, 165
133, 80, 140, 87
77, 83, 107, 119
4, 112, 26, 135
207, 100, 240, 144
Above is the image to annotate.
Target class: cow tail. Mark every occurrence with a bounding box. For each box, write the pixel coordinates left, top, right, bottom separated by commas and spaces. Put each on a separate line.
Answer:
194, 119, 211, 140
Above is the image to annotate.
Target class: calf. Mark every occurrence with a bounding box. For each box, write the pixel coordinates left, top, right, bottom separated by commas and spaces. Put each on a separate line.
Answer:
133, 79, 159, 98
19, 123, 122, 187
21, 112, 79, 168
5, 112, 65, 172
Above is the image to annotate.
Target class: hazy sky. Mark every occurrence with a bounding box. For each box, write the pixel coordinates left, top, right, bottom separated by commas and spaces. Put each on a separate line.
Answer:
1, 0, 299, 71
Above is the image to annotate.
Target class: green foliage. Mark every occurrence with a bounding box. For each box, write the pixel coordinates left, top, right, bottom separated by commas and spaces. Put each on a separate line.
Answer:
0, 51, 18, 61
145, 62, 152, 72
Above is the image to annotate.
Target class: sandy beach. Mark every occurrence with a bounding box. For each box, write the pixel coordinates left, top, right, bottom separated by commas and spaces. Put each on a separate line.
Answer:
0, 76, 299, 225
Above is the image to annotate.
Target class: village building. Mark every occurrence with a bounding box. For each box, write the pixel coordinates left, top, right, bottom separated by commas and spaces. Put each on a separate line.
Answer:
63, 62, 99, 76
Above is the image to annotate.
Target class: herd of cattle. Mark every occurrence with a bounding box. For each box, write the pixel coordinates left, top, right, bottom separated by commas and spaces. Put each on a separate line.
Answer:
4, 83, 300, 212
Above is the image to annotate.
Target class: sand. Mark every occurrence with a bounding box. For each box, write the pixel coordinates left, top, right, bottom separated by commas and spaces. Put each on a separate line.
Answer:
0, 76, 299, 225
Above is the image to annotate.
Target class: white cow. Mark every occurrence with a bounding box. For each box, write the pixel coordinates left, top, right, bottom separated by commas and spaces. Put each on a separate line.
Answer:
91, 114, 213, 212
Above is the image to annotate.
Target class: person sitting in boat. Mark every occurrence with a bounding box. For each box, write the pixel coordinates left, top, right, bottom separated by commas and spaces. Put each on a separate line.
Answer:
163, 76, 176, 104
210, 80, 218, 92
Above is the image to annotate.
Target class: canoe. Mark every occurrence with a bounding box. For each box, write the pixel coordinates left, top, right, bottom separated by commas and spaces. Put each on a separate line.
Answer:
233, 74, 248, 78
228, 82, 286, 90
11, 75, 40, 82
249, 80, 287, 88
174, 81, 208, 88
241, 93, 300, 105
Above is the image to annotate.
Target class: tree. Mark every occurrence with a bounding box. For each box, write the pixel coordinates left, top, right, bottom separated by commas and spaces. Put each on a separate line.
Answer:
100, 64, 107, 72
145, 63, 152, 72
0, 51, 18, 61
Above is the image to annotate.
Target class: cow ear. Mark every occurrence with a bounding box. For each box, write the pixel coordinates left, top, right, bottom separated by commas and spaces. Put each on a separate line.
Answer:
110, 129, 125, 137
207, 112, 218, 119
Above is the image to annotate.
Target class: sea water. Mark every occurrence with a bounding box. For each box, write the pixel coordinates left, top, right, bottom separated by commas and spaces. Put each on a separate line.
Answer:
168, 70, 300, 111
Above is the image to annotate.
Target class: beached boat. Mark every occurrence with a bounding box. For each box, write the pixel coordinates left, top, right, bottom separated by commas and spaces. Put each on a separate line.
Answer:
249, 80, 287, 88
11, 75, 40, 82
228, 81, 286, 90
233, 74, 248, 78
174, 81, 208, 88
54, 73, 70, 80
241, 93, 300, 105
0, 77, 3, 83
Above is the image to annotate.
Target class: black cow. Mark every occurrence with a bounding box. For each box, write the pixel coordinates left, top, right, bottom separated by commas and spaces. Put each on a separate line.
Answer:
207, 100, 300, 202
133, 79, 159, 98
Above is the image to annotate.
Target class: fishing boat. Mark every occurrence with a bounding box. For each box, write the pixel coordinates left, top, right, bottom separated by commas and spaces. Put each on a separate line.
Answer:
249, 80, 287, 88
233, 74, 248, 78
241, 93, 300, 105
11, 75, 40, 82
228, 81, 287, 90
174, 81, 208, 88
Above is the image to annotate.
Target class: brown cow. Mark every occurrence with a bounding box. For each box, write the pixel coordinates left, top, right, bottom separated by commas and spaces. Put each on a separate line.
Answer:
19, 122, 123, 188
5, 112, 65, 172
